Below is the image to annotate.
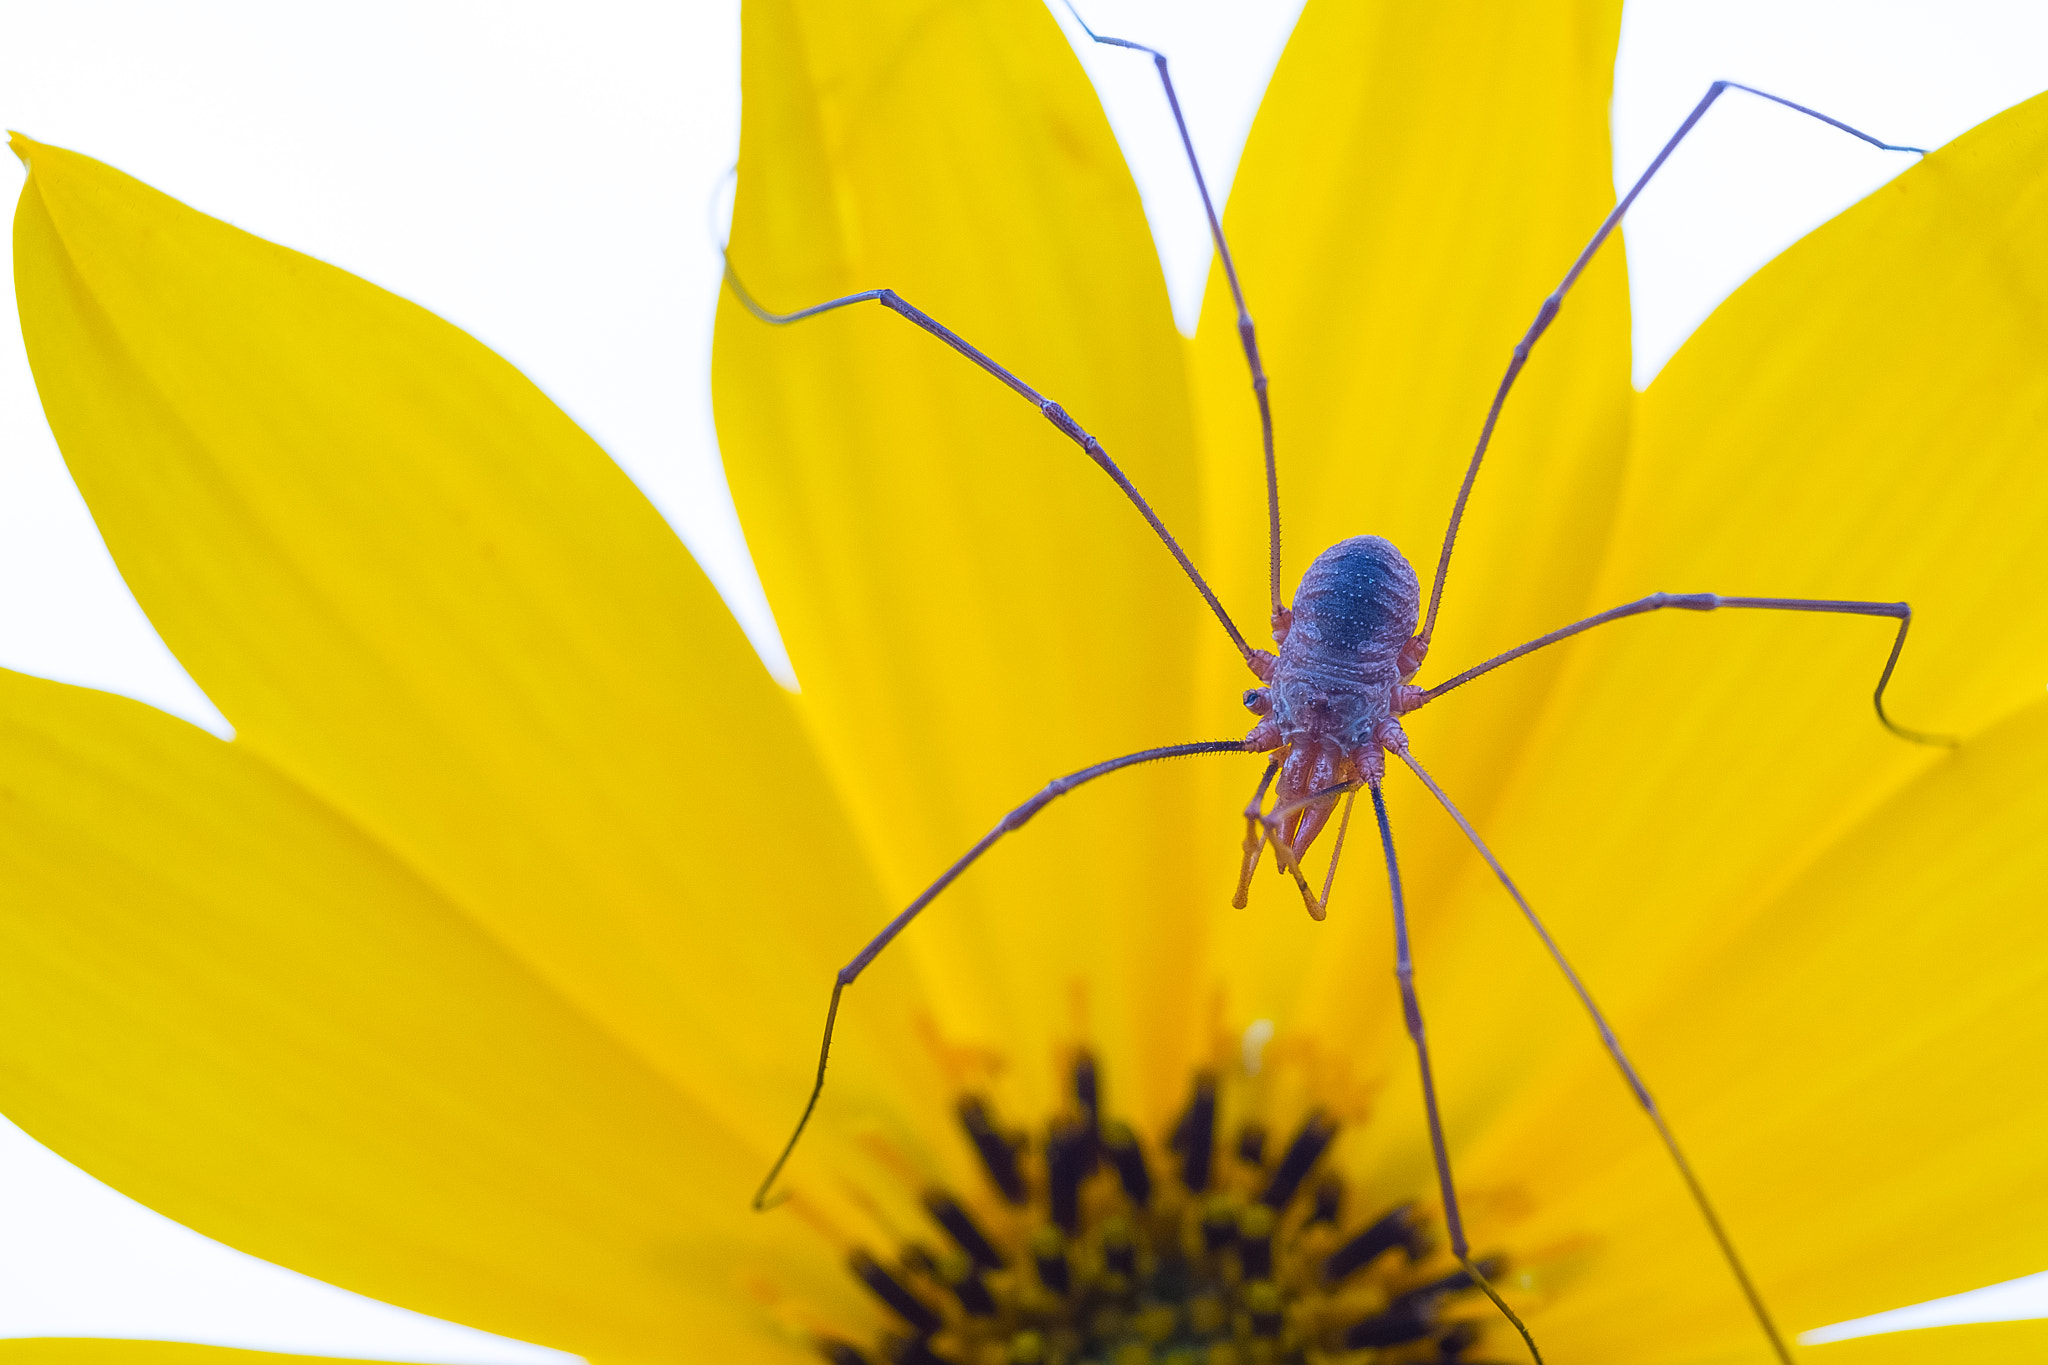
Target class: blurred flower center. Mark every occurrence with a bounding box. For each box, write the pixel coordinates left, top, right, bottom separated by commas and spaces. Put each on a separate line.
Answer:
820, 1053, 1509, 1365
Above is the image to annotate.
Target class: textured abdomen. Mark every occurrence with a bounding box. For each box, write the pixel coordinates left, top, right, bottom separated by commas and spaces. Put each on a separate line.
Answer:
1269, 536, 1420, 748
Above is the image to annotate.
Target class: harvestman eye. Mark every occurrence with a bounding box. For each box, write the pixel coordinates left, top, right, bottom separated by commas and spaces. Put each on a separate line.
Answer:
724, 13, 1947, 1364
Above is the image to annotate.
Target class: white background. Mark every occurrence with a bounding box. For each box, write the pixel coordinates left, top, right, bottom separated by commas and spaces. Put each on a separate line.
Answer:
0, 1, 2044, 1357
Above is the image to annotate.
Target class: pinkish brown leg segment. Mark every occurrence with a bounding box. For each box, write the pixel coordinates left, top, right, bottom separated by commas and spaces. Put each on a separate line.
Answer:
1232, 757, 1282, 911
1417, 86, 1925, 661
1062, 3, 1284, 617
1256, 776, 1367, 921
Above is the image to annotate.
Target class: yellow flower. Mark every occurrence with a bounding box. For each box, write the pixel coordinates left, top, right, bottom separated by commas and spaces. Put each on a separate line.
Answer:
4, 2, 2047, 1365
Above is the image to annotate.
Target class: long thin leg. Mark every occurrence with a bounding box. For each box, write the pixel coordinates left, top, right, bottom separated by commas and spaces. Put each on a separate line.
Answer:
1367, 782, 1543, 1365
754, 737, 1249, 1210
723, 265, 1261, 669
1411, 589, 1953, 746
1061, 5, 1283, 620
1395, 747, 1792, 1365
1416, 83, 1928, 652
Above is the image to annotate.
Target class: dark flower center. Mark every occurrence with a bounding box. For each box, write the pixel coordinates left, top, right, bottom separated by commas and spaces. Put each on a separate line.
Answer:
818, 1052, 1510, 1365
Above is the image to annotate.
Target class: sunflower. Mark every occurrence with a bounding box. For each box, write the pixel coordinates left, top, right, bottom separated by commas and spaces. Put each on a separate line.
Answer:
4, 1, 2048, 1363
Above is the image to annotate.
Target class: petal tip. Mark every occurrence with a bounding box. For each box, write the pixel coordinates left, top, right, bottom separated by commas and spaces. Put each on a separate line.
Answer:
8, 130, 39, 167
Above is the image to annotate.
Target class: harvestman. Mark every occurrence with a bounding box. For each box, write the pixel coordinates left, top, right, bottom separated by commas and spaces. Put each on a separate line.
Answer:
727, 19, 1947, 1364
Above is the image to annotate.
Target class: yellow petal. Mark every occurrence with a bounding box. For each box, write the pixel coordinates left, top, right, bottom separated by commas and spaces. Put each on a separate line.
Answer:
0, 1346, 435, 1365
11, 136, 972, 1350
1469, 698, 2048, 1360
713, 0, 1220, 1123
0, 668, 885, 1361
10, 135, 942, 1195
1184, 0, 1634, 1080
1385, 85, 2048, 1160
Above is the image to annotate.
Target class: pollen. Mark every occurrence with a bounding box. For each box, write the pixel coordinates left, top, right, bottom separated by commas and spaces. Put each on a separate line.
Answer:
817, 1053, 1511, 1365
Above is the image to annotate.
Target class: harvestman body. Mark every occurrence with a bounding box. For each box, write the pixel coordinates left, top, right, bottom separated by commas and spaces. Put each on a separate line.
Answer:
728, 19, 1946, 1363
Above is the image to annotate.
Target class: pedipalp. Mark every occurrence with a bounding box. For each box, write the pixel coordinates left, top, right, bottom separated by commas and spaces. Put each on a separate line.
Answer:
1061, 2, 1285, 617
1257, 776, 1364, 922
1203, 73, 1939, 1365
1232, 757, 1281, 910
1366, 780, 1546, 1365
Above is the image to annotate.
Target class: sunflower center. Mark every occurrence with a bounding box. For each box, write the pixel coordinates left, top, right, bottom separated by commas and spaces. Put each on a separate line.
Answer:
820, 1053, 1509, 1365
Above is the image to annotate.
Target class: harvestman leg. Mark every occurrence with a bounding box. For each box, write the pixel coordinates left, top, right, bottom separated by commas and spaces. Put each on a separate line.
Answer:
1349, 81, 1929, 1355
725, 25, 1296, 1208
1414, 590, 1956, 748
1063, 3, 1285, 619
721, 268, 1263, 669
1393, 743, 1791, 1365
1377, 597, 1952, 1361
1415, 84, 1927, 652
1367, 781, 1547, 1365
752, 739, 1247, 1210
1080, 40, 1941, 1362
728, 244, 1273, 1207
1058, 36, 1932, 648
1232, 758, 1281, 906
